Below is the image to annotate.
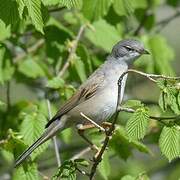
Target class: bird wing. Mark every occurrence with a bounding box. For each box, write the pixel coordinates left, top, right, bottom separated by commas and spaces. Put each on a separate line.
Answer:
45, 72, 105, 128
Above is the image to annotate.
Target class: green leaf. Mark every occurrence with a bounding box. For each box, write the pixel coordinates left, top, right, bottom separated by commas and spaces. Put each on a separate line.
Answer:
159, 126, 180, 161
18, 58, 45, 78
20, 108, 49, 159
24, 0, 44, 33
110, 126, 152, 160
53, 160, 76, 180
82, 0, 111, 21
85, 19, 121, 52
126, 107, 149, 140
60, 0, 82, 9
2, 129, 27, 158
0, 100, 5, 106
43, 0, 60, 6
132, 0, 148, 9
61, 128, 72, 144
13, 163, 39, 180
113, 0, 134, 16
74, 56, 87, 82
98, 152, 110, 180
16, 0, 25, 19
0, 0, 20, 26
148, 35, 175, 75
47, 77, 65, 89
157, 79, 180, 114
0, 45, 14, 84
0, 20, 11, 41
121, 175, 135, 180
74, 158, 89, 167
123, 100, 143, 109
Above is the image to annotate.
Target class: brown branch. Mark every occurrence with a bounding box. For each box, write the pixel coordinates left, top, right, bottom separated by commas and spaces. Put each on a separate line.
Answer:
13, 39, 45, 63
71, 147, 91, 161
58, 24, 87, 77
156, 10, 180, 33
119, 107, 180, 121
89, 69, 180, 179
46, 99, 61, 167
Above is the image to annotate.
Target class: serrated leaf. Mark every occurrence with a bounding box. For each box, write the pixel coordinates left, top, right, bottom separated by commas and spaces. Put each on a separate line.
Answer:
60, 0, 82, 9
0, 45, 14, 84
18, 58, 45, 78
47, 77, 65, 89
16, 0, 25, 19
123, 100, 143, 109
0, 20, 11, 41
113, 0, 134, 16
2, 129, 27, 158
20, 110, 49, 159
126, 108, 149, 140
159, 91, 168, 112
98, 152, 110, 180
82, 0, 111, 21
13, 163, 39, 180
0, 0, 20, 26
85, 19, 121, 52
110, 126, 152, 160
53, 160, 76, 180
159, 126, 180, 161
24, 0, 44, 33
157, 79, 180, 114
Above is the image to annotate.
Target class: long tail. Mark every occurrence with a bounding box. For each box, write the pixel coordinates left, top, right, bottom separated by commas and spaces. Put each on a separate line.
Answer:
14, 119, 66, 167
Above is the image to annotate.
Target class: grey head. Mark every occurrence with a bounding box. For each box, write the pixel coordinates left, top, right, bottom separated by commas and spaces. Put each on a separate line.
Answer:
110, 39, 149, 65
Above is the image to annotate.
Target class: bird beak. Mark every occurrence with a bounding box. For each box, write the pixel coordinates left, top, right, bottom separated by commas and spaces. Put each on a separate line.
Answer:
142, 49, 150, 54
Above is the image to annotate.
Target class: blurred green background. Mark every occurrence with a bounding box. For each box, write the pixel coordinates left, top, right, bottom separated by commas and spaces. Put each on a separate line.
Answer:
0, 0, 180, 180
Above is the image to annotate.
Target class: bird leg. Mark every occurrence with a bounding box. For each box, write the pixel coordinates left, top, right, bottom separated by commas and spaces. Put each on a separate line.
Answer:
77, 124, 99, 152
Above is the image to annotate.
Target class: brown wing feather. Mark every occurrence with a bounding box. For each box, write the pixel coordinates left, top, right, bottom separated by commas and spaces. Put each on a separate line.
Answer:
45, 73, 104, 128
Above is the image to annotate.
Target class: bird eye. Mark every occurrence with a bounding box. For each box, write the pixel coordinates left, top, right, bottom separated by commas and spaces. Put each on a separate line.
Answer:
124, 46, 133, 51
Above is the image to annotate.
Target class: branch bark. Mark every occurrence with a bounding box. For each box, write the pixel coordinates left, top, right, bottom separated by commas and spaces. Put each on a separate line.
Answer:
58, 24, 87, 77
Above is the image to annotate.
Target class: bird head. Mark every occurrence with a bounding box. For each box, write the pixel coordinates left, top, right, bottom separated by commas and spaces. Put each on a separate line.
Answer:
111, 39, 150, 65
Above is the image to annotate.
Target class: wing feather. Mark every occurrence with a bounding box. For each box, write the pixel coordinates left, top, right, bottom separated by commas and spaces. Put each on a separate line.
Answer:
45, 73, 104, 128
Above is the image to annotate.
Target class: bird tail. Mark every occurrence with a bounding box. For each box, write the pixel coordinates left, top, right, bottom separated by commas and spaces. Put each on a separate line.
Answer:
14, 119, 66, 167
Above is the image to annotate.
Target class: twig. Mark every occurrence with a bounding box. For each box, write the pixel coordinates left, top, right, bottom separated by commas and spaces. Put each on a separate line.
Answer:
119, 107, 180, 121
46, 99, 61, 167
156, 10, 180, 33
71, 147, 92, 161
6, 81, 11, 111
80, 112, 105, 132
13, 39, 44, 63
58, 24, 86, 77
120, 69, 180, 83
39, 171, 50, 180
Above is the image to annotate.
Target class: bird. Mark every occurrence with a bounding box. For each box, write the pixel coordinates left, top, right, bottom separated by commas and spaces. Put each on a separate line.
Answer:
14, 39, 149, 167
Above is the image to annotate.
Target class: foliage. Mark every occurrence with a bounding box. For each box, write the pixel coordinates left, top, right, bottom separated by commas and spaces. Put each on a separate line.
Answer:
0, 0, 180, 179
